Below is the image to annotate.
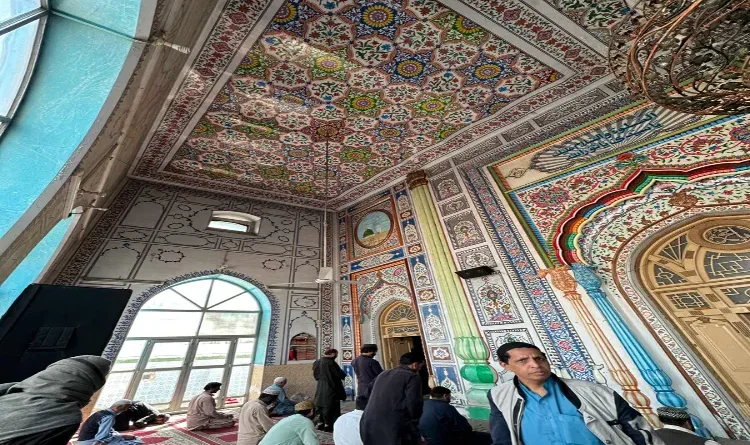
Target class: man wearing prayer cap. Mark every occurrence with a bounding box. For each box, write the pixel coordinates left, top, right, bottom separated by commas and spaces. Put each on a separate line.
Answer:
77, 399, 143, 445
264, 377, 296, 416
655, 407, 720, 445
238, 391, 279, 445
0, 355, 111, 445
351, 344, 383, 398
259, 400, 319, 445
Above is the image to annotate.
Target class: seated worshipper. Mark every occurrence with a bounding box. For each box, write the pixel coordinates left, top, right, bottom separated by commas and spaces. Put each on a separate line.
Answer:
419, 386, 492, 445
0, 355, 111, 445
654, 407, 720, 445
264, 377, 296, 416
259, 401, 320, 445
186, 382, 235, 431
238, 391, 279, 445
113, 401, 169, 431
77, 400, 143, 445
332, 395, 368, 445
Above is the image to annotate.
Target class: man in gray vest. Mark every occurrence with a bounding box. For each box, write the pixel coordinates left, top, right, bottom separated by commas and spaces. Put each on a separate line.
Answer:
487, 341, 662, 445
654, 407, 720, 445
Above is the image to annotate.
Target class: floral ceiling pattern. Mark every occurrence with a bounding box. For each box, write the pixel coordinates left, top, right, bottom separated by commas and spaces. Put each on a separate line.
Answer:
165, 0, 559, 200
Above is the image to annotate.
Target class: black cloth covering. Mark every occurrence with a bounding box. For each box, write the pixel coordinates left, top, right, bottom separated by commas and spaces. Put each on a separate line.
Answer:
360, 365, 423, 445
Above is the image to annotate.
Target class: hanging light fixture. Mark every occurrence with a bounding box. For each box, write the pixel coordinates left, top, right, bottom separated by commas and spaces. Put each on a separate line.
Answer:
609, 0, 750, 115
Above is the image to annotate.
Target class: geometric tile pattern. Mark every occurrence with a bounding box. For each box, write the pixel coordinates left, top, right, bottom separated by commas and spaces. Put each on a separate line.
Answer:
167, 0, 558, 201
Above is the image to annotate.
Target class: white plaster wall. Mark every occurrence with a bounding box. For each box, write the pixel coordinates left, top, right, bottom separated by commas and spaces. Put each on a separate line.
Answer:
54, 180, 327, 365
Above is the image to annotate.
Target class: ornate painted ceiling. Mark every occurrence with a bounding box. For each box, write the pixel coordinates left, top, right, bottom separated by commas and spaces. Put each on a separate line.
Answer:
131, 0, 626, 207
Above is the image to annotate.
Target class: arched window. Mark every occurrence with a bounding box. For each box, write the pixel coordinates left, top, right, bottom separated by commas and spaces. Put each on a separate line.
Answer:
289, 333, 316, 361
95, 277, 263, 411
639, 214, 750, 416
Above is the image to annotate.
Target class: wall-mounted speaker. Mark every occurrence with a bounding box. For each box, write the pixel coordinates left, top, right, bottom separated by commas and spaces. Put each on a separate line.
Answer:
455, 266, 494, 280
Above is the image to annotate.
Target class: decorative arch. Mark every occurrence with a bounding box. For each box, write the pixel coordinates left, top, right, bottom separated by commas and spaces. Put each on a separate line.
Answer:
556, 160, 750, 265
103, 269, 281, 365
638, 214, 750, 418
575, 172, 750, 439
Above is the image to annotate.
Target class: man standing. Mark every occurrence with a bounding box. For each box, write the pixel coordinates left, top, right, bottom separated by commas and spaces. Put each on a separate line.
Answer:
333, 395, 368, 445
314, 348, 346, 432
238, 391, 279, 445
77, 400, 143, 445
654, 407, 720, 445
419, 386, 492, 445
488, 342, 661, 445
360, 352, 424, 445
186, 382, 235, 431
351, 344, 383, 398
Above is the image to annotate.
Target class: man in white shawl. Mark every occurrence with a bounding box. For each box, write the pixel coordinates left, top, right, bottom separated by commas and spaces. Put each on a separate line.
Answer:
0, 355, 111, 445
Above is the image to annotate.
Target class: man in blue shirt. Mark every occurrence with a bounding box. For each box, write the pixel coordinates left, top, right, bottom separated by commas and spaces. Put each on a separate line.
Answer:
77, 400, 143, 445
487, 342, 660, 445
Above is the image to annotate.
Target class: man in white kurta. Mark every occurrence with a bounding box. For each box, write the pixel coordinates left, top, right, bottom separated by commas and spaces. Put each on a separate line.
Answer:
238, 391, 278, 445
186, 382, 235, 430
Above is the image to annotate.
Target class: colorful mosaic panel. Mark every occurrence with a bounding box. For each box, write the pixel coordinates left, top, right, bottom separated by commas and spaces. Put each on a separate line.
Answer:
508, 115, 748, 252
166, 0, 558, 201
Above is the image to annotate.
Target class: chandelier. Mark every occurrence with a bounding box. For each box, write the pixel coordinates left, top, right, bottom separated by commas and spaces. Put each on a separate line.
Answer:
609, 0, 750, 115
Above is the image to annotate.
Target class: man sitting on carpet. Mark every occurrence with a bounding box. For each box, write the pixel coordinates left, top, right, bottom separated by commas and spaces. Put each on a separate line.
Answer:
238, 390, 279, 445
186, 382, 235, 431
333, 395, 367, 445
264, 377, 296, 416
77, 399, 143, 445
259, 400, 320, 445
114, 400, 169, 431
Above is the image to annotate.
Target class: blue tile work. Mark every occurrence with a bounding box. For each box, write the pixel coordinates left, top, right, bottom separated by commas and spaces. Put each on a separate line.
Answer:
435, 366, 463, 393
339, 184, 463, 403
463, 168, 595, 381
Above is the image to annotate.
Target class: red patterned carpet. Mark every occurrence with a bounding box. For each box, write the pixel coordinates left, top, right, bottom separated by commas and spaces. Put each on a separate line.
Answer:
70, 412, 334, 445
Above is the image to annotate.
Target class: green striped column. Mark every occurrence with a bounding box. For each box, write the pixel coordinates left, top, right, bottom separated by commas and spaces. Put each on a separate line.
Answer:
407, 171, 496, 419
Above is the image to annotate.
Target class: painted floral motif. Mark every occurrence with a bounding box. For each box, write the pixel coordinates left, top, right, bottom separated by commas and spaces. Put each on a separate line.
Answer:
512, 116, 748, 247
168, 0, 558, 201
478, 280, 519, 322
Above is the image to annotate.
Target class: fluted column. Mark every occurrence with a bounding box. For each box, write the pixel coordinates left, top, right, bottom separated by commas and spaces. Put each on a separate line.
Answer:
570, 263, 711, 437
407, 170, 496, 419
539, 266, 659, 426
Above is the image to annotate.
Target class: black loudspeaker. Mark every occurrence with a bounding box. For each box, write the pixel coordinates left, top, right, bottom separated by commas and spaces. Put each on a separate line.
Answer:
455, 266, 494, 280
0, 284, 132, 383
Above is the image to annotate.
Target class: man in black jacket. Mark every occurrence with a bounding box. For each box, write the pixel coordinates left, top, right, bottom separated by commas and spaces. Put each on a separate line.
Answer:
360, 352, 424, 445
314, 348, 346, 433
419, 386, 492, 445
351, 344, 383, 398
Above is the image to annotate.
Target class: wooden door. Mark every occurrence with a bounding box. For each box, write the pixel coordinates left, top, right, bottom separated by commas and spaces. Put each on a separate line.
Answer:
640, 216, 750, 416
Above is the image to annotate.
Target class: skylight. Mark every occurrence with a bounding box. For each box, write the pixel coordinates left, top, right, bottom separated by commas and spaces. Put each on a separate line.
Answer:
206, 211, 262, 235
0, 0, 46, 136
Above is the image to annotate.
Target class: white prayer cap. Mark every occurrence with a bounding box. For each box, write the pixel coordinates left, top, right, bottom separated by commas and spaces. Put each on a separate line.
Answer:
262, 387, 281, 396
112, 399, 132, 407
274, 376, 287, 385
